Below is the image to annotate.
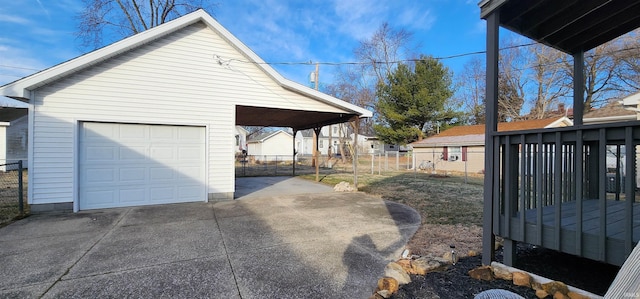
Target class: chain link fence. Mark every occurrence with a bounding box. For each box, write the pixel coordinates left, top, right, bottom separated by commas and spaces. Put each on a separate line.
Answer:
236, 152, 417, 177
0, 161, 27, 226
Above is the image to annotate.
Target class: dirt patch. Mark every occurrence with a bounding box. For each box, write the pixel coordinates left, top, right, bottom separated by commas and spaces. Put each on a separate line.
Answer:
300, 170, 620, 297
390, 255, 538, 299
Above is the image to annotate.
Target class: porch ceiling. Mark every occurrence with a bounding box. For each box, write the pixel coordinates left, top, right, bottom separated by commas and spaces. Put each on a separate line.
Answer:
480, 0, 640, 54
236, 105, 358, 131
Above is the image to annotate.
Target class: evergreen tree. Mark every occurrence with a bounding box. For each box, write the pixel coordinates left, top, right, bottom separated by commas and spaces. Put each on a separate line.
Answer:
374, 55, 456, 144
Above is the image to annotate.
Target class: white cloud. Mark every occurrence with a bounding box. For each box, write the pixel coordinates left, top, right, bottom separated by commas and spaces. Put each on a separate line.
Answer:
0, 14, 30, 25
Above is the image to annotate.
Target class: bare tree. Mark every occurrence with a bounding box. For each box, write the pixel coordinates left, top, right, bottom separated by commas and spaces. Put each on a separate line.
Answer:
354, 23, 414, 84
497, 39, 527, 122
455, 57, 486, 124
327, 23, 416, 135
77, 0, 215, 49
526, 43, 570, 119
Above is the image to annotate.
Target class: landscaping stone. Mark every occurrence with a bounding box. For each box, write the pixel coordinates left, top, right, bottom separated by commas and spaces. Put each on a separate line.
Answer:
468, 266, 495, 281
542, 281, 569, 296
377, 277, 399, 294
376, 290, 392, 299
384, 262, 411, 285
492, 264, 513, 281
333, 181, 355, 192
535, 289, 549, 298
512, 272, 532, 287
553, 291, 570, 299
411, 256, 449, 275
567, 291, 590, 299
395, 259, 413, 274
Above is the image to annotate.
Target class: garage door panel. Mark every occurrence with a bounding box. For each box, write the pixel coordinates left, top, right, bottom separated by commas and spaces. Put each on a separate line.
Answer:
179, 126, 203, 141
80, 122, 206, 210
178, 185, 204, 200
85, 168, 116, 183
120, 146, 147, 160
150, 147, 175, 161
119, 168, 146, 182
86, 147, 116, 161
149, 167, 175, 180
119, 189, 146, 202
120, 125, 146, 139
84, 190, 116, 206
150, 187, 175, 201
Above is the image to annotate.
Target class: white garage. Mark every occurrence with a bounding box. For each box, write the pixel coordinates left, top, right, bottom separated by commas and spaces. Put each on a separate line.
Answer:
0, 10, 371, 212
79, 122, 206, 210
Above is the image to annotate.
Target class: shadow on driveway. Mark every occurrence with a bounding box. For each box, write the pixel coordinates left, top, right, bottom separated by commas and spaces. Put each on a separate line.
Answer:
0, 190, 420, 298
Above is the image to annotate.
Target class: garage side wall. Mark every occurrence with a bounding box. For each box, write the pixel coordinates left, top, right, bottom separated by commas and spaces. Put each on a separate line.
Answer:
29, 22, 308, 209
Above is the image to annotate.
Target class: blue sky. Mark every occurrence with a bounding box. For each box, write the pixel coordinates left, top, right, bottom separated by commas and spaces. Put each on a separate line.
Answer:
0, 0, 489, 91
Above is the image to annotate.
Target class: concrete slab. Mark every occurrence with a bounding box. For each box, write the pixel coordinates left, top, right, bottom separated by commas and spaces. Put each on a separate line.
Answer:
43, 256, 239, 299
65, 218, 226, 279
0, 178, 420, 298
235, 176, 334, 199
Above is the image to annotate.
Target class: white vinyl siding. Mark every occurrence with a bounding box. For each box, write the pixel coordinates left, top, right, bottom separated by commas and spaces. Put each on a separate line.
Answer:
28, 21, 356, 206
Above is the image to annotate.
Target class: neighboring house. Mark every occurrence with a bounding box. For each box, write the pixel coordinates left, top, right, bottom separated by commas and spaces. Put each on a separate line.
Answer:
584, 100, 637, 124
0, 107, 28, 171
411, 117, 573, 174
0, 10, 371, 212
296, 124, 350, 156
480, 0, 640, 272
234, 126, 248, 154
247, 130, 293, 161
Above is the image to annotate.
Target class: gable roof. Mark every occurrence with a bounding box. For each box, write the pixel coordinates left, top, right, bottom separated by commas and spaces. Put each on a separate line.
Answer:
248, 130, 293, 143
0, 10, 371, 130
583, 100, 636, 123
412, 117, 573, 147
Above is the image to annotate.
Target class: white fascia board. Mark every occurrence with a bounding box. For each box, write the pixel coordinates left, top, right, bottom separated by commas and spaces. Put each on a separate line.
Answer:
622, 92, 640, 107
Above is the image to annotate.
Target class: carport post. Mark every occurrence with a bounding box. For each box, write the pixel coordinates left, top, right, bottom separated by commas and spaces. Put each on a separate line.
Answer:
351, 118, 359, 188
292, 128, 297, 176
314, 127, 322, 182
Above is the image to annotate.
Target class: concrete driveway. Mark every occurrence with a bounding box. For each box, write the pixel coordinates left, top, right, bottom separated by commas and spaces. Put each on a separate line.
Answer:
0, 177, 420, 298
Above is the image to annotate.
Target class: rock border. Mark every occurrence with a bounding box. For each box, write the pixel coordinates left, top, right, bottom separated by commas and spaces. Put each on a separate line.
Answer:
368, 250, 604, 299
481, 262, 603, 299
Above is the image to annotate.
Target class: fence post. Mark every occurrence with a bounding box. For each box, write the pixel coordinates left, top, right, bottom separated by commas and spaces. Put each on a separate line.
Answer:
18, 160, 24, 215
371, 154, 374, 174
385, 152, 389, 171
378, 153, 381, 175
396, 151, 399, 171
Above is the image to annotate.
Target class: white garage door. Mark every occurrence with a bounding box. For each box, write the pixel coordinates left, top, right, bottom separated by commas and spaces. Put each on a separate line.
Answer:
79, 122, 206, 210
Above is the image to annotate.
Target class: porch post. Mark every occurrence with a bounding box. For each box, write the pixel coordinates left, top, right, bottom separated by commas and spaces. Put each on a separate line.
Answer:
292, 128, 297, 176
482, 9, 499, 266
573, 51, 585, 126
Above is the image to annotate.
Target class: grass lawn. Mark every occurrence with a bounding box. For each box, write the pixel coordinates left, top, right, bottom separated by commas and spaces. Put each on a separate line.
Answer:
299, 170, 486, 257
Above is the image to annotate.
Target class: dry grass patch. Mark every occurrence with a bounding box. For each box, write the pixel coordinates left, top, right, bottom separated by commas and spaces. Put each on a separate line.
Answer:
301, 171, 485, 258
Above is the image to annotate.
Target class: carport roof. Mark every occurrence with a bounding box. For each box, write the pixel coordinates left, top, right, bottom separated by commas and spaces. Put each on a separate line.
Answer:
479, 0, 640, 54
0, 10, 371, 130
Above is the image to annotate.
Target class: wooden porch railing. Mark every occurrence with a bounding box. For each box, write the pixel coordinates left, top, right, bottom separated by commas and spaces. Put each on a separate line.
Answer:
494, 121, 640, 266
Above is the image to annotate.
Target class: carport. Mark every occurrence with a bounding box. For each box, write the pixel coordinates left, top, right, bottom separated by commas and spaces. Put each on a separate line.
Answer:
236, 101, 370, 184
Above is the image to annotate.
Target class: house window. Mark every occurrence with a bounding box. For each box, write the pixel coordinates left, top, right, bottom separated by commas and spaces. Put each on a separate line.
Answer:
235, 135, 240, 146
447, 146, 462, 162
319, 140, 324, 149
